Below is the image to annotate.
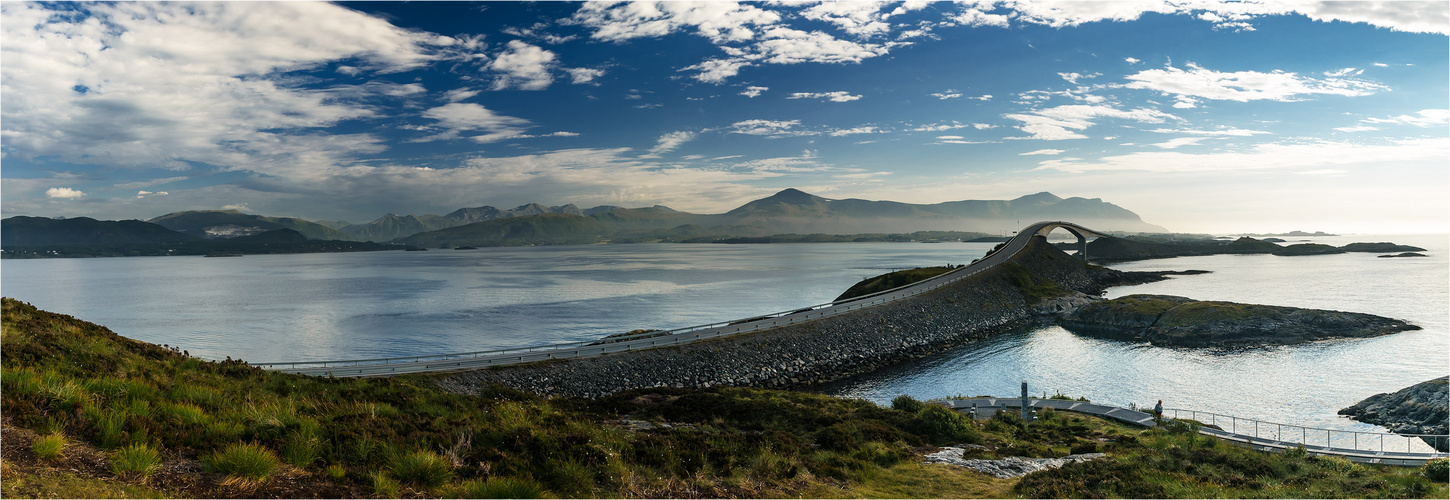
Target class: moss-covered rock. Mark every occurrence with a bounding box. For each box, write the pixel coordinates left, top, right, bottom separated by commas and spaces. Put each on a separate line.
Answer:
1061, 294, 1420, 348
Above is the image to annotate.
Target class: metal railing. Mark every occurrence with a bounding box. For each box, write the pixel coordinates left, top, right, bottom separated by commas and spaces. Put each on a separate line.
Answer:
252, 221, 1091, 373
1167, 408, 1449, 454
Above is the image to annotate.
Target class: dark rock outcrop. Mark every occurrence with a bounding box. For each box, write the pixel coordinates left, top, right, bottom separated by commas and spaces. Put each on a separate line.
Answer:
1378, 252, 1428, 258
1340, 377, 1449, 452
1061, 295, 1420, 348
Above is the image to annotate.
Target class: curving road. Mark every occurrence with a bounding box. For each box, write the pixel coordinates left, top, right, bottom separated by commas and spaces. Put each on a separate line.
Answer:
253, 221, 1106, 377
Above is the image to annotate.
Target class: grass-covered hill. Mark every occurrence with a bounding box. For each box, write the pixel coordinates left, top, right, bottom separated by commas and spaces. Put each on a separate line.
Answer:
2, 298, 1445, 498
835, 266, 958, 301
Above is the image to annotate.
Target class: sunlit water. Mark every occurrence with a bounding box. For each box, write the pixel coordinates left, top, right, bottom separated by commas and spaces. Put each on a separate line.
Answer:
819, 234, 1449, 452
3, 235, 1445, 450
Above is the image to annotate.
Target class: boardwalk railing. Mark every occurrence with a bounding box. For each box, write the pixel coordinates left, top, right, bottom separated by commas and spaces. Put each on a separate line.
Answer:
940, 398, 1449, 466
1167, 408, 1449, 455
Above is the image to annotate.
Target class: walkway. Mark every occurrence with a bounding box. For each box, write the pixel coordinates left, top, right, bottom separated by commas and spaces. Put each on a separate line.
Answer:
938, 398, 1450, 467
253, 221, 1103, 377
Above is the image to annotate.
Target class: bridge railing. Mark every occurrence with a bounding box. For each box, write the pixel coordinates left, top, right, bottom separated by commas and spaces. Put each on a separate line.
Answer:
253, 221, 1086, 372
1166, 408, 1449, 455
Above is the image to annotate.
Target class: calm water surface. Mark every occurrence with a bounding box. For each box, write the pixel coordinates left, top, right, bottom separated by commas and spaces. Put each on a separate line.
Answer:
1, 242, 990, 362
3, 234, 1445, 449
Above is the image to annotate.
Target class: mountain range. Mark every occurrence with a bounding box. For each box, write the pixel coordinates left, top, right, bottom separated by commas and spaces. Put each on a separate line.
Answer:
2, 189, 1166, 255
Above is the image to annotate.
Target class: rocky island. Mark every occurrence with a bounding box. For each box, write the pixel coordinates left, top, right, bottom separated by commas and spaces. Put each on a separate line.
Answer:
1340, 377, 1449, 452
1058, 295, 1420, 348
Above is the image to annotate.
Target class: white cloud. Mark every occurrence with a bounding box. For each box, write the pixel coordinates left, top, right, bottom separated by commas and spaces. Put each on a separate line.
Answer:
680, 26, 897, 83
1324, 67, 1363, 77
566, 67, 606, 85
1125, 57, 1141, 64
937, 135, 965, 140
800, 1, 894, 37
1005, 104, 1179, 140
0, 2, 448, 177
416, 102, 533, 143
1294, 1, 1450, 35
650, 131, 696, 154
910, 122, 968, 132
828, 126, 881, 137
973, 123, 997, 130
729, 119, 815, 137
46, 187, 85, 199
1009, 1, 1179, 27
1147, 127, 1271, 136
489, 40, 557, 90
1020, 149, 1066, 156
1058, 72, 1101, 84
741, 86, 769, 98
1033, 138, 1450, 173
787, 91, 863, 102
442, 88, 481, 102
1151, 137, 1208, 149
569, 1, 781, 44
1124, 63, 1389, 102
932, 90, 963, 100
935, 139, 996, 145
1362, 109, 1450, 127
135, 190, 169, 199
1334, 125, 1380, 133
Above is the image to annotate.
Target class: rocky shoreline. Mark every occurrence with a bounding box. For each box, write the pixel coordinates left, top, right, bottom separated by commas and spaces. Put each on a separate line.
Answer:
436, 237, 1148, 398
1058, 294, 1420, 348
1340, 377, 1449, 452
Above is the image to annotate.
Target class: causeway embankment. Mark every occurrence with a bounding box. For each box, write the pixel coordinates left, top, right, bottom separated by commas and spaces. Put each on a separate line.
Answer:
437, 237, 1128, 398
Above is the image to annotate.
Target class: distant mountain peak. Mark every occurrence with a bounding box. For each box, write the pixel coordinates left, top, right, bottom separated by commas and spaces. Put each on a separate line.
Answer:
759, 186, 829, 204
1011, 192, 1063, 205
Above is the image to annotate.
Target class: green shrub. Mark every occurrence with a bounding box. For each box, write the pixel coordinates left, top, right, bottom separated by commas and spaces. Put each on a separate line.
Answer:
1424, 458, 1449, 483
32, 432, 66, 461
110, 442, 162, 479
916, 404, 980, 444
890, 394, 925, 414
459, 476, 547, 499
390, 450, 453, 490
205, 442, 280, 482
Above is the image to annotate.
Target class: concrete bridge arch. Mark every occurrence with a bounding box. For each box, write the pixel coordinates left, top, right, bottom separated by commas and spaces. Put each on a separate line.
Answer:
1030, 221, 1110, 262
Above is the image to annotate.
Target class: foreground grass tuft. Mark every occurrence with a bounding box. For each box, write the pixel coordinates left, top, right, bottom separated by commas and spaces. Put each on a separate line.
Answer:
204, 442, 279, 483
458, 476, 548, 499
109, 443, 162, 479
31, 433, 66, 461
389, 450, 453, 490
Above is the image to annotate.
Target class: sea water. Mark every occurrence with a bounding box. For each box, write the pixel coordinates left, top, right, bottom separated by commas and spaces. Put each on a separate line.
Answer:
3, 234, 1445, 449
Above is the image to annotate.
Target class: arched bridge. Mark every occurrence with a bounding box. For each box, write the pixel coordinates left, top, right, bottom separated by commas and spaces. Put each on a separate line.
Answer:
253, 221, 1107, 377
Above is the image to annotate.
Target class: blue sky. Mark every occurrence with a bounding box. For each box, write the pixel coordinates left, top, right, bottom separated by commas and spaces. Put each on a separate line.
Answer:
3, 1, 1446, 233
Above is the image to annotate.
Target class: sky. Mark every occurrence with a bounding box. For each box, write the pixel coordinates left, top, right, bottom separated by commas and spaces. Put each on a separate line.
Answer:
2, 1, 1447, 234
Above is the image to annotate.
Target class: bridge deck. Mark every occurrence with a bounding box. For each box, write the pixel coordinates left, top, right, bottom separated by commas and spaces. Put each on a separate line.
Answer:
937, 398, 1450, 466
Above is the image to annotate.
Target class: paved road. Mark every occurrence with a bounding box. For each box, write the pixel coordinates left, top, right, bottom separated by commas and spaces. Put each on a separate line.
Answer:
253, 221, 1104, 377
939, 398, 1450, 466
